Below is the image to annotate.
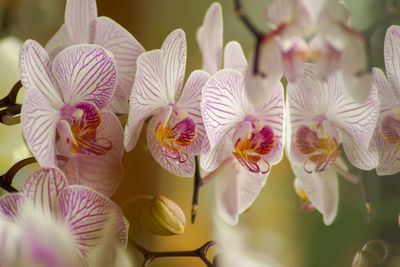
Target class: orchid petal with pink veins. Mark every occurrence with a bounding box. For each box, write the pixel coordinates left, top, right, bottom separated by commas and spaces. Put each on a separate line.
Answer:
202, 69, 246, 150
371, 68, 400, 175
94, 16, 145, 114
45, 25, 73, 59
58, 185, 127, 259
384, 25, 400, 99
124, 49, 166, 151
64, 0, 97, 44
175, 70, 210, 155
161, 29, 187, 103
52, 44, 117, 109
291, 161, 339, 225
19, 40, 63, 108
60, 111, 124, 197
200, 137, 232, 173
252, 82, 285, 165
223, 41, 247, 73
21, 89, 60, 167
197, 2, 223, 75
287, 64, 378, 170
0, 194, 26, 221
146, 112, 195, 177
21, 167, 68, 215
215, 159, 268, 225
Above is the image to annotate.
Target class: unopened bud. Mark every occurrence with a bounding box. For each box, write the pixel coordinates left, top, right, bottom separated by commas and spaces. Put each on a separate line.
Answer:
352, 251, 378, 267
141, 195, 186, 236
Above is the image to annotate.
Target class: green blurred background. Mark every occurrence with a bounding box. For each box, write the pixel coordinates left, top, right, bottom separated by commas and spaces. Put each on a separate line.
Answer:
1, 0, 400, 266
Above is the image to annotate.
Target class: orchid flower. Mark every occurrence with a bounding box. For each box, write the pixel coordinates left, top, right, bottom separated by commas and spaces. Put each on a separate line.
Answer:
286, 64, 378, 224
19, 40, 124, 197
261, 0, 372, 103
201, 68, 285, 225
0, 167, 127, 266
124, 29, 210, 177
45, 0, 144, 114
370, 25, 400, 175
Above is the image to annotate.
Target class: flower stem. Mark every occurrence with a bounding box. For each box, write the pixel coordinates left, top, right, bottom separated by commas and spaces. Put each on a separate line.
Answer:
130, 238, 216, 267
360, 171, 373, 221
191, 155, 201, 224
0, 80, 22, 108
0, 156, 37, 192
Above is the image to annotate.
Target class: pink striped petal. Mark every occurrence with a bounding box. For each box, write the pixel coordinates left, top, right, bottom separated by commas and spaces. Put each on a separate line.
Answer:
202, 69, 246, 150
176, 70, 210, 155
95, 16, 145, 114
52, 44, 117, 109
200, 136, 231, 172
197, 2, 223, 74
45, 24, 73, 60
21, 89, 60, 167
124, 49, 166, 151
61, 111, 123, 197
223, 41, 247, 73
252, 82, 285, 165
65, 0, 97, 43
146, 115, 195, 177
162, 29, 187, 102
384, 25, 400, 99
0, 194, 26, 221
372, 68, 400, 175
21, 167, 68, 214
291, 161, 339, 225
215, 158, 268, 225
58, 186, 127, 258
19, 40, 63, 108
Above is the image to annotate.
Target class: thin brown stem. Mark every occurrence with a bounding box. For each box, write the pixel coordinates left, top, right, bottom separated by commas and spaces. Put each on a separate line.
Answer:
359, 171, 372, 222
191, 155, 201, 224
0, 104, 21, 125
0, 157, 37, 192
0, 80, 22, 108
234, 0, 266, 76
131, 239, 216, 267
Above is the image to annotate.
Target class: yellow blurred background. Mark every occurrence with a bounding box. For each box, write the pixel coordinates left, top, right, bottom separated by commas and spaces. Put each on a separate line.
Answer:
1, 0, 400, 266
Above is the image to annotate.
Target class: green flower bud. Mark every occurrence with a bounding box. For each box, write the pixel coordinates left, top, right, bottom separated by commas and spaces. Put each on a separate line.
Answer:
352, 251, 378, 267
141, 195, 186, 236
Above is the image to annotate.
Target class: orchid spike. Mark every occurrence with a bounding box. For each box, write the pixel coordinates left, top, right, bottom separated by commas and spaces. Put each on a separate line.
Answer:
201, 69, 285, 225
370, 25, 400, 175
0, 167, 127, 266
124, 29, 210, 177
286, 64, 378, 224
45, 0, 145, 114
20, 40, 123, 196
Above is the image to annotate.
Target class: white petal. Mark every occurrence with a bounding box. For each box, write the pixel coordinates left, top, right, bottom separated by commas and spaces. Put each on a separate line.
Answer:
223, 41, 247, 73
95, 16, 145, 114
161, 29, 187, 102
384, 25, 400, 98
202, 69, 246, 150
197, 2, 223, 74
52, 44, 117, 109
65, 0, 97, 43
21, 90, 60, 167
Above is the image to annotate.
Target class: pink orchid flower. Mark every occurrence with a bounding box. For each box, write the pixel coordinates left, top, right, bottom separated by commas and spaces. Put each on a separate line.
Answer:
45, 0, 144, 114
0, 167, 127, 266
20, 40, 123, 196
262, 0, 372, 104
124, 29, 210, 177
286, 64, 378, 224
370, 25, 400, 175
201, 68, 285, 225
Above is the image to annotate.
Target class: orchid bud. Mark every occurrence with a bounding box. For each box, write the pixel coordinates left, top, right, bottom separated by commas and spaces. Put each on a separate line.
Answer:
352, 251, 378, 267
352, 239, 392, 267
141, 195, 186, 236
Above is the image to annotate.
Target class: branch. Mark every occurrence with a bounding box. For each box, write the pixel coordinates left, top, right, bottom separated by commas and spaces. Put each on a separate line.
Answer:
234, 0, 265, 75
0, 157, 37, 192
131, 239, 216, 267
359, 171, 372, 221
191, 155, 201, 224
0, 80, 22, 108
0, 104, 21, 125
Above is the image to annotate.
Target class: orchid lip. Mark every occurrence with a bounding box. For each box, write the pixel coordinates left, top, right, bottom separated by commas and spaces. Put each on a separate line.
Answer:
295, 124, 341, 173
154, 107, 197, 164
232, 121, 274, 175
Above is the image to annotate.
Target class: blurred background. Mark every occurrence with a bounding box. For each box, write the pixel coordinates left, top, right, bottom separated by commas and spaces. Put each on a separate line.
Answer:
1, 0, 400, 266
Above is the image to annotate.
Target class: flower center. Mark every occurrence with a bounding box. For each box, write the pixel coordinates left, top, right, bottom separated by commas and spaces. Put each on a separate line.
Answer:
295, 123, 341, 173
231, 121, 275, 174
58, 103, 111, 155
154, 107, 197, 163
380, 113, 400, 158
